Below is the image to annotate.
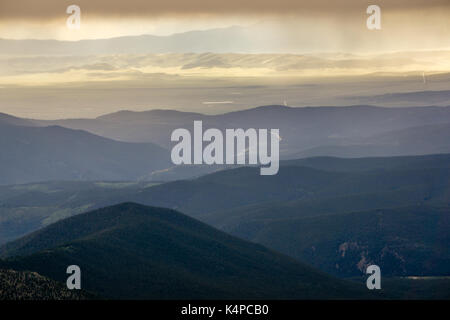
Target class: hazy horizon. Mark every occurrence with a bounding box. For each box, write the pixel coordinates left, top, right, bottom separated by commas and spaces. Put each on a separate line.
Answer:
1, 0, 450, 118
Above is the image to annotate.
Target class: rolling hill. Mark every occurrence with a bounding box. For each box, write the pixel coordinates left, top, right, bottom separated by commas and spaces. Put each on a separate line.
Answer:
218, 205, 450, 278
1, 105, 449, 185
282, 153, 450, 172
28, 105, 450, 161
0, 123, 170, 185
122, 161, 450, 217
0, 203, 368, 299
0, 113, 36, 127
293, 122, 450, 158
0, 154, 447, 283
0, 154, 449, 247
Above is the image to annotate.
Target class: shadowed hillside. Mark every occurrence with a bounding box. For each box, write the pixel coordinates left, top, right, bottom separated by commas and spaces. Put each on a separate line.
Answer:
0, 123, 170, 185
218, 205, 450, 277
0, 203, 369, 300
0, 155, 448, 283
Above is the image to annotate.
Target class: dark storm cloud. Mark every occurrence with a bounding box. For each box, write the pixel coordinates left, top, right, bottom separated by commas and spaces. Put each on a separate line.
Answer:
0, 0, 448, 20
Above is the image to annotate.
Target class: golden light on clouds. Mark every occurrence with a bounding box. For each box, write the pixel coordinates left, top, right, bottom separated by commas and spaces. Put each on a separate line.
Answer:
1, 0, 449, 20
0, 16, 259, 41
2, 51, 450, 88
1, 0, 449, 120
0, 0, 448, 44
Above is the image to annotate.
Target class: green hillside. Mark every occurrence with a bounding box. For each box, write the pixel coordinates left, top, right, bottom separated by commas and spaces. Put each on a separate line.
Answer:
0, 203, 368, 299
0, 181, 152, 244
122, 164, 450, 218
0, 154, 448, 283
282, 153, 450, 172
220, 205, 450, 277
2, 160, 448, 246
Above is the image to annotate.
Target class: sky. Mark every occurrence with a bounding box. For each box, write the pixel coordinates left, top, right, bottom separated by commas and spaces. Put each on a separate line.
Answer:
1, 0, 449, 19
0, 0, 448, 50
1, 0, 450, 119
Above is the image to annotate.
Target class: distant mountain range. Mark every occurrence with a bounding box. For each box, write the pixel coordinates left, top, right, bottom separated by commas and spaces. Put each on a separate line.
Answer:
292, 122, 450, 158
32, 105, 450, 159
0, 113, 35, 127
1, 26, 449, 61
0, 27, 262, 55
0, 120, 170, 185
1, 105, 449, 184
0, 203, 368, 299
349, 90, 450, 106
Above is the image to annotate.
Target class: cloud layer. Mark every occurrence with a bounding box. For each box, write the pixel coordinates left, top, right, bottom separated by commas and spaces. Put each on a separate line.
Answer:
1, 0, 449, 20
